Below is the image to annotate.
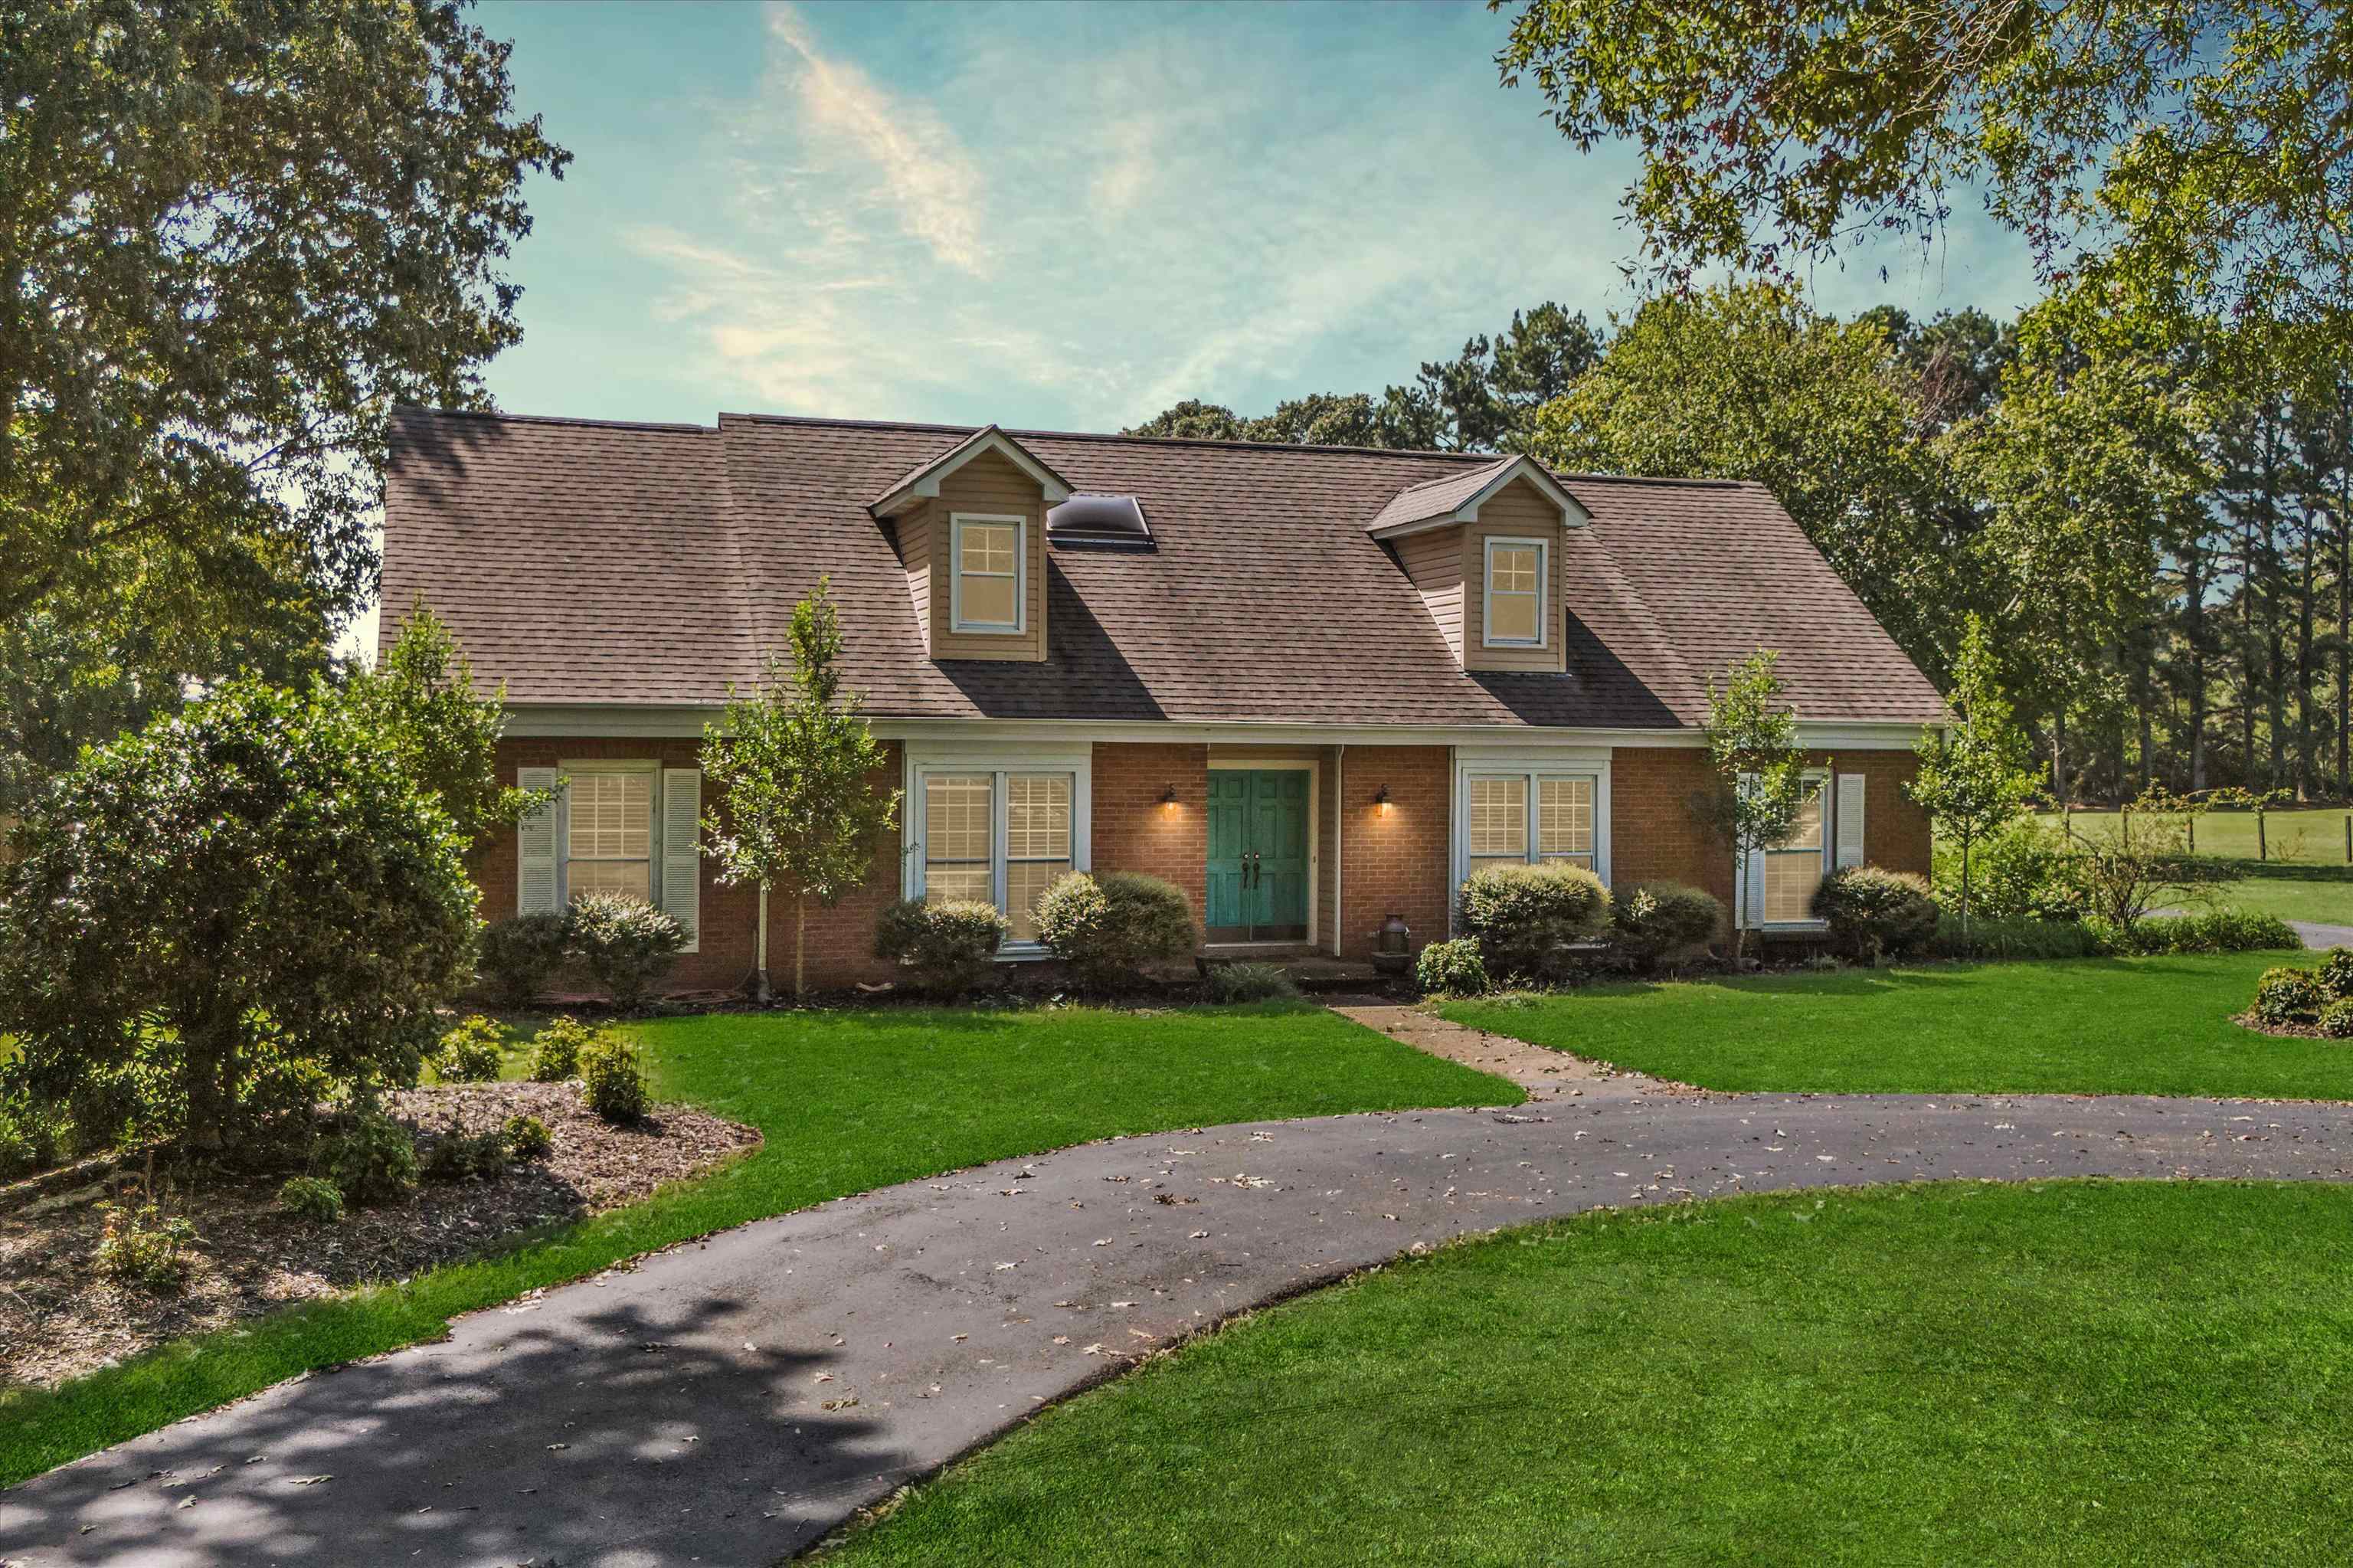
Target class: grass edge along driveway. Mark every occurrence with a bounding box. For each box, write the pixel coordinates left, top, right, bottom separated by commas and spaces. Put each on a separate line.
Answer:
1443, 951, 2340, 1099
0, 1000, 1513, 1488
818, 1179, 2353, 1568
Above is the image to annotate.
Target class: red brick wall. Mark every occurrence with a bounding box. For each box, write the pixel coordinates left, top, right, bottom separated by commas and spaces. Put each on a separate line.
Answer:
1605, 745, 1932, 921
1337, 745, 1452, 958
1089, 742, 1210, 938
481, 738, 902, 994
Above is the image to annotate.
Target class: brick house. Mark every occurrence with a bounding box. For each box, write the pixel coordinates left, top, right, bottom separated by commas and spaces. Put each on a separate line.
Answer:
381, 408, 1946, 990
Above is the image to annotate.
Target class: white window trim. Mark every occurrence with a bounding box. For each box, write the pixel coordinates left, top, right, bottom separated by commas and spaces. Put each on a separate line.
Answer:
1203, 757, 1320, 951
556, 758, 663, 908
948, 512, 1026, 635
1448, 752, 1611, 925
1741, 768, 1833, 931
1481, 535, 1549, 649
902, 744, 1091, 959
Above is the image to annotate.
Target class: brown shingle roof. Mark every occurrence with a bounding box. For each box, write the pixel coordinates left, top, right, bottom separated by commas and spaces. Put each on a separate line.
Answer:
381, 407, 1946, 728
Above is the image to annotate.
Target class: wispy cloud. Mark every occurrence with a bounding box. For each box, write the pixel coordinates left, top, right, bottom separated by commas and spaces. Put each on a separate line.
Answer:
760, 3, 990, 276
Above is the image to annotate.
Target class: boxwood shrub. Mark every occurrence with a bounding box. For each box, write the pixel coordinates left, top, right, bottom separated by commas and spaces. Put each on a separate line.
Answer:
2254, 965, 2325, 1026
2091, 910, 2301, 956
1608, 881, 1722, 969
1415, 937, 1490, 997
1036, 871, 1196, 989
579, 1032, 650, 1124
1455, 863, 1609, 984
2319, 999, 2353, 1040
1810, 867, 1939, 961
2319, 947, 2353, 1001
529, 1016, 596, 1082
875, 898, 1010, 997
432, 1015, 505, 1084
566, 892, 686, 1011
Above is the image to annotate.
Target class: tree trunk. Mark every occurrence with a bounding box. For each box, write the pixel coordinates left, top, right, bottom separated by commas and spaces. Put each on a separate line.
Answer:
751, 882, 773, 1005
794, 890, 808, 999
2050, 709, 2070, 811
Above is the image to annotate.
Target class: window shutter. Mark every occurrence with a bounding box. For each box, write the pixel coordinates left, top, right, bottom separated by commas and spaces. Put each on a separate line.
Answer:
1835, 773, 1867, 869
661, 768, 702, 953
1738, 772, 1766, 928
516, 768, 561, 916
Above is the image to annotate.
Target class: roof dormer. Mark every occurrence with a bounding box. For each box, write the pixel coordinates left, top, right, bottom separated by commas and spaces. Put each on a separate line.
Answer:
872, 426, 1072, 663
1370, 456, 1589, 673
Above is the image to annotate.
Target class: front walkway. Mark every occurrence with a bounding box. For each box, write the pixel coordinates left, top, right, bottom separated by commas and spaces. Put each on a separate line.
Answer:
7, 1080, 2351, 1566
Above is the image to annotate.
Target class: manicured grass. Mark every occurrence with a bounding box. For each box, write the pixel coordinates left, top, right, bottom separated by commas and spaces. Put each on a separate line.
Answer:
1442, 951, 2353, 1098
2203, 862, 2353, 927
2041, 804, 2353, 863
0, 1002, 1510, 1487
820, 1180, 2353, 1567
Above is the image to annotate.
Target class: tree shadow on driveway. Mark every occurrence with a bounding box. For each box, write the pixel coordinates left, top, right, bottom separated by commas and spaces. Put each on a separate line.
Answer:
0, 1288, 909, 1566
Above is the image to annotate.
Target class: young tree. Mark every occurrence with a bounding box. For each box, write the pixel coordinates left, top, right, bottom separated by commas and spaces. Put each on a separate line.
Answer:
700, 581, 901, 1000
1909, 615, 2037, 935
1699, 651, 1813, 957
343, 599, 539, 841
0, 679, 477, 1151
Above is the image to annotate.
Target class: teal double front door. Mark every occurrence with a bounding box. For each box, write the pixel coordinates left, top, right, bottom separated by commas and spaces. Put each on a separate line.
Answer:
1206, 769, 1311, 943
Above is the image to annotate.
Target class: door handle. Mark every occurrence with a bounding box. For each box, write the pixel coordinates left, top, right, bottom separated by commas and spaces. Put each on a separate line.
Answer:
1245, 852, 1258, 889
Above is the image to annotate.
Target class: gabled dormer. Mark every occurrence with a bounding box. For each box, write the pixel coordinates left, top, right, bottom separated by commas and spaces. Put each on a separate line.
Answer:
871, 426, 1072, 663
1366, 455, 1590, 673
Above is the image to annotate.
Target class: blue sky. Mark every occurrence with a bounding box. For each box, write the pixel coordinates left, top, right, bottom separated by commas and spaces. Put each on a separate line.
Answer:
474, 0, 2044, 433
359, 0, 2039, 655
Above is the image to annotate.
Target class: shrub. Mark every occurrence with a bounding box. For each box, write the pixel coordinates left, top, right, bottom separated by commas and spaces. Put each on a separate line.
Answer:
1608, 881, 1722, 969
1933, 819, 2085, 921
1810, 867, 1939, 961
92, 1200, 198, 1290
874, 898, 1010, 997
0, 1085, 66, 1183
1415, 937, 1490, 997
503, 1113, 553, 1160
2254, 966, 2325, 1025
529, 1016, 595, 1082
329, 1111, 419, 1205
277, 1175, 345, 1223
1035, 871, 1196, 988
2319, 1000, 2353, 1040
1204, 961, 1299, 1003
580, 1032, 650, 1124
1926, 912, 2102, 961
2320, 948, 2353, 1001
565, 892, 686, 1011
421, 1127, 511, 1182
432, 1015, 505, 1084
476, 912, 571, 1007
0, 679, 478, 1154
1455, 863, 1610, 983
2090, 910, 2302, 957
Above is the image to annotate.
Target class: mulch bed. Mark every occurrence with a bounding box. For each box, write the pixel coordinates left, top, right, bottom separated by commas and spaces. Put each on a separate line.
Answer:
0, 1082, 760, 1390
2233, 1011, 2353, 1040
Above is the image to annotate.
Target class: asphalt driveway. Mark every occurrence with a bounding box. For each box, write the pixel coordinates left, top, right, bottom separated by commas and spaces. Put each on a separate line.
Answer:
6, 1085, 2351, 1567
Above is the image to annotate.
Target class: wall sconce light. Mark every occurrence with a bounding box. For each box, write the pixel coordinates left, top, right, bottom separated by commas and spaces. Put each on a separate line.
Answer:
1373, 784, 1391, 815
1160, 784, 1180, 810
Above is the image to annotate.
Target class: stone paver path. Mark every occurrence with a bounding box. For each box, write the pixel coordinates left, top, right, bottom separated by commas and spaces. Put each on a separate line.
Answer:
7, 1072, 2353, 1567
1325, 997, 1680, 1102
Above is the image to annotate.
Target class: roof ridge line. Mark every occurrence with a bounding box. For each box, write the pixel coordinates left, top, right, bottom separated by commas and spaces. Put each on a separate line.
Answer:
395, 404, 715, 435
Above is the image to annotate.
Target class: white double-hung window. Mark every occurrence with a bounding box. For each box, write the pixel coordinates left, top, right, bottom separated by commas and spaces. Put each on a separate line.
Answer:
908, 748, 1091, 951
512, 761, 702, 951
1454, 754, 1609, 899
951, 513, 1025, 633
1739, 771, 1869, 929
1482, 537, 1547, 647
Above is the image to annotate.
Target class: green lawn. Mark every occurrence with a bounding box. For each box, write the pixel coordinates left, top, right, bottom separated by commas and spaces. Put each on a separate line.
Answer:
1442, 951, 2353, 1098
2041, 804, 2353, 863
0, 1002, 1510, 1487
820, 1181, 2353, 1567
2196, 861, 2353, 927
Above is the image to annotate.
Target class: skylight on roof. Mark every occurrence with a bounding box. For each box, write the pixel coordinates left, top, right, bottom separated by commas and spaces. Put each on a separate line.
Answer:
1046, 493, 1150, 541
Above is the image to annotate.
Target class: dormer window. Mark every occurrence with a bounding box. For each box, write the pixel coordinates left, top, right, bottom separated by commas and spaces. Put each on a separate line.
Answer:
1483, 537, 1547, 647
951, 513, 1025, 633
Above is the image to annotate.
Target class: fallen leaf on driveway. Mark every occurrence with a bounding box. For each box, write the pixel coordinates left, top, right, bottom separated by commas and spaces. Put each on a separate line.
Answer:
290, 1475, 333, 1485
